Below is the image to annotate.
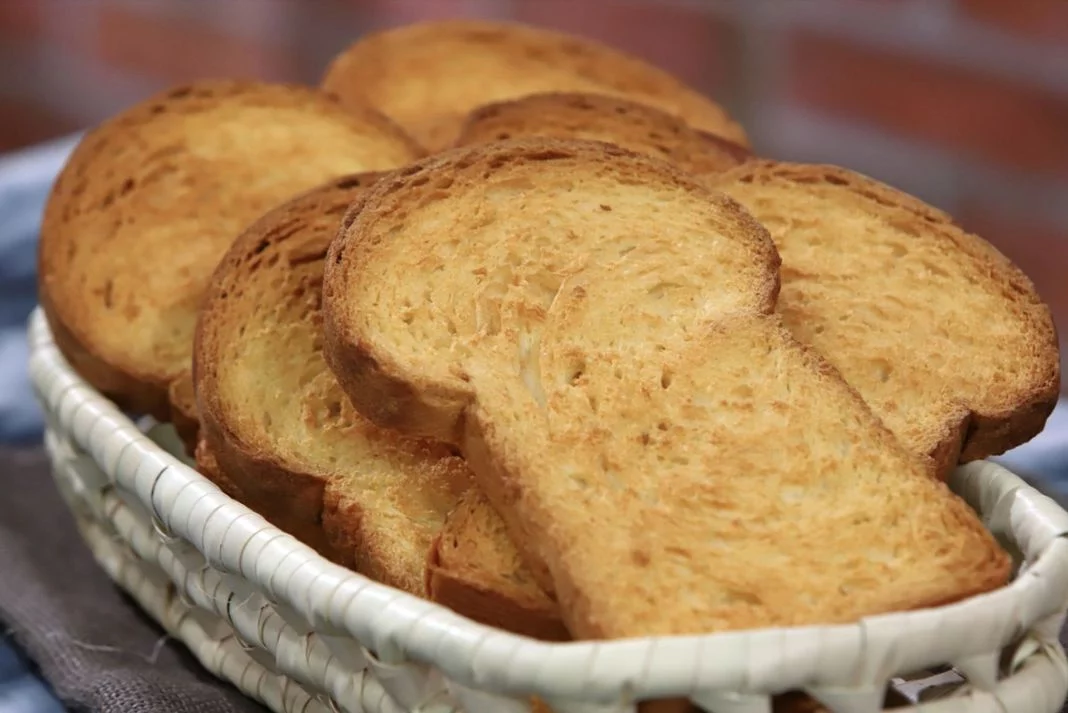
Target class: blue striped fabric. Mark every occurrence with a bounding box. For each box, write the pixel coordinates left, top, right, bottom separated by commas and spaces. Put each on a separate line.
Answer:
0, 136, 80, 711
0, 135, 1066, 712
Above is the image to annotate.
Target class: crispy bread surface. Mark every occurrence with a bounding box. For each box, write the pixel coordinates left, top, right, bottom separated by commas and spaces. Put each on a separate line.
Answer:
711, 160, 1060, 473
39, 79, 422, 420
322, 139, 1010, 639
455, 92, 748, 176
321, 20, 747, 151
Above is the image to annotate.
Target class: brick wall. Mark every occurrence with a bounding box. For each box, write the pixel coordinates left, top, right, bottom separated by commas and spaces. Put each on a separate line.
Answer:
2, 0, 1066, 373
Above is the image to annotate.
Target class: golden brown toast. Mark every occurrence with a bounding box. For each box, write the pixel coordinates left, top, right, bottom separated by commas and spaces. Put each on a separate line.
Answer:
428, 489, 567, 641
322, 138, 1010, 639
194, 172, 464, 588
321, 20, 747, 152
454, 92, 749, 177
710, 160, 1060, 475
193, 173, 560, 626
39, 79, 423, 421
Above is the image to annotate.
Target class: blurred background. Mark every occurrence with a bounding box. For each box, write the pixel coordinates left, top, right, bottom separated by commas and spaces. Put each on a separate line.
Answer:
0, 0, 1066, 367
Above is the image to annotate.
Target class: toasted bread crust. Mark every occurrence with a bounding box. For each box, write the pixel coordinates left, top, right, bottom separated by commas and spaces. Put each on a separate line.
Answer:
39, 79, 423, 421
454, 92, 750, 176
324, 139, 778, 442
195, 172, 561, 618
324, 138, 1011, 639
713, 160, 1060, 470
321, 20, 748, 151
195, 173, 390, 569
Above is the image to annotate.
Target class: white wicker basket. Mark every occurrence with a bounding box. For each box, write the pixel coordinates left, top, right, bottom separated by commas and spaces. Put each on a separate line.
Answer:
26, 307, 1068, 713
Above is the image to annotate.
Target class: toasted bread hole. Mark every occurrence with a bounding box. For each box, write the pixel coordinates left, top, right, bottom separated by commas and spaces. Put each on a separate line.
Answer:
334, 174, 370, 190
657, 421, 669, 431
639, 431, 651, 446
527, 148, 572, 162
566, 359, 587, 386
660, 367, 674, 389
732, 384, 753, 399
326, 400, 342, 419
891, 242, 908, 257
168, 86, 193, 99
726, 589, 762, 606
600, 204, 612, 212
103, 279, 114, 309
495, 132, 511, 140
874, 359, 893, 383
824, 173, 848, 186
119, 177, 134, 196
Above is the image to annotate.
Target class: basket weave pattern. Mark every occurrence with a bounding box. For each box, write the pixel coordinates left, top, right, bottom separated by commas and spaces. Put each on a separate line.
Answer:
27, 309, 1068, 713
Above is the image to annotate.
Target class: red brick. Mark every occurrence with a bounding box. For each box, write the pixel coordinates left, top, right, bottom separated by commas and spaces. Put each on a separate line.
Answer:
0, 0, 41, 38
0, 99, 78, 153
960, 0, 1068, 44
512, 0, 730, 93
957, 206, 1068, 329
787, 33, 1068, 179
94, 2, 297, 85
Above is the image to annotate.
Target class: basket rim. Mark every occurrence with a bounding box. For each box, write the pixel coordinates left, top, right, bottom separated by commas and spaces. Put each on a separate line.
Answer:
28, 307, 1068, 702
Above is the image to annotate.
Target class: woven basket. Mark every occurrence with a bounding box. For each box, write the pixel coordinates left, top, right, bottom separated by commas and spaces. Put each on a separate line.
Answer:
27, 307, 1068, 713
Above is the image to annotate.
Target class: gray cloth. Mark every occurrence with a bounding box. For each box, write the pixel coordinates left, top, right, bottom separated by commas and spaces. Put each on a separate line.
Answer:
0, 447, 264, 713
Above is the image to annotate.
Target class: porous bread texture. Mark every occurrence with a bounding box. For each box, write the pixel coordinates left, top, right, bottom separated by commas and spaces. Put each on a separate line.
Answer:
39, 79, 423, 421
320, 19, 747, 152
711, 160, 1060, 475
194, 172, 472, 593
454, 92, 749, 177
323, 138, 1011, 639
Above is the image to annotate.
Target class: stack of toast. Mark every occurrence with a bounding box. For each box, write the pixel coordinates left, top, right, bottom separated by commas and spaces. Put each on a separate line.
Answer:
38, 18, 1060, 711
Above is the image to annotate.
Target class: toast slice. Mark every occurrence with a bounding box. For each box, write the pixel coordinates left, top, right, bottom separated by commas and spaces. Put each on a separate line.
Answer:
454, 92, 749, 177
39, 79, 423, 421
322, 139, 1010, 639
710, 160, 1060, 475
321, 20, 747, 152
194, 173, 556, 616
